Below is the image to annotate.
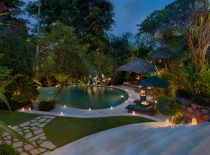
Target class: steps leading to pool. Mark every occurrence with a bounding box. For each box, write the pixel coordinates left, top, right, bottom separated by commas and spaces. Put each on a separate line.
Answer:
48, 122, 210, 155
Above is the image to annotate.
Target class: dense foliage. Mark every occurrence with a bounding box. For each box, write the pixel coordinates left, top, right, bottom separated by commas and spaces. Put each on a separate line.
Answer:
39, 100, 56, 111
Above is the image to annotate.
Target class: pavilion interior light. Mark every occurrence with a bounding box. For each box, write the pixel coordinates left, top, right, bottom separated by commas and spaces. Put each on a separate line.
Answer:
140, 90, 146, 96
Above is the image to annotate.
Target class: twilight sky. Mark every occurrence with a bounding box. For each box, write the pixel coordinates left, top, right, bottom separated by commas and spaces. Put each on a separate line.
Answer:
23, 0, 174, 36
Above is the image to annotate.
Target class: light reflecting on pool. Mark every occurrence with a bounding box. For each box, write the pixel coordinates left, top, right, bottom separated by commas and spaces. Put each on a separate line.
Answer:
37, 86, 128, 109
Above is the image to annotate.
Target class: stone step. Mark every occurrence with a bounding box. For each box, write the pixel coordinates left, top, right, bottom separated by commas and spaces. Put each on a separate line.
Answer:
162, 123, 210, 155
138, 122, 210, 155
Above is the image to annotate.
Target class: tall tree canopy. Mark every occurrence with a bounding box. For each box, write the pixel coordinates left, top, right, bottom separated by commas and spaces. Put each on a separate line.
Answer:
27, 0, 114, 52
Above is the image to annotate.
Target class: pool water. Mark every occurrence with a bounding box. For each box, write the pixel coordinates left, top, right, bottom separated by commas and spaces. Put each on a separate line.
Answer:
37, 86, 128, 109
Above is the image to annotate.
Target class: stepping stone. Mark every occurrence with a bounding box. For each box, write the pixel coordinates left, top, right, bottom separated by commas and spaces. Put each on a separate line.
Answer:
35, 116, 42, 120
12, 126, 18, 130
16, 148, 23, 153
30, 149, 41, 155
13, 142, 23, 148
5, 135, 11, 140
31, 122, 40, 127
33, 129, 43, 135
24, 144, 34, 151
31, 120, 37, 123
24, 130, 30, 133
40, 141, 56, 150
40, 136, 46, 140
25, 132, 33, 139
20, 121, 30, 127
39, 118, 47, 123
23, 127, 29, 130
31, 127, 39, 130
29, 133, 44, 142
2, 132, 9, 137
39, 148, 46, 153
38, 124, 46, 128
44, 116, 55, 119
20, 152, 28, 155
5, 140, 11, 145
17, 131, 23, 135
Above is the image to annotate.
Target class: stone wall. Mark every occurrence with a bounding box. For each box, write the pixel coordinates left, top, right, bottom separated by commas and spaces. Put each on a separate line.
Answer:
177, 97, 210, 122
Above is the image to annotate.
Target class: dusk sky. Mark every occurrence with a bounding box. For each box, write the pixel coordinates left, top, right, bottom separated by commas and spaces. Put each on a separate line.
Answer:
23, 0, 174, 36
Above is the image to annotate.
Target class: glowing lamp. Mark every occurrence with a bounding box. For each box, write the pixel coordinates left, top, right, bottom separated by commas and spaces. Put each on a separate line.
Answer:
192, 118, 197, 125
110, 106, 113, 110
64, 105, 67, 108
165, 118, 171, 126
88, 108, 91, 111
140, 90, 146, 96
60, 112, 64, 116
28, 107, 31, 111
21, 107, 25, 112
147, 87, 152, 90
141, 101, 149, 106
132, 111, 136, 115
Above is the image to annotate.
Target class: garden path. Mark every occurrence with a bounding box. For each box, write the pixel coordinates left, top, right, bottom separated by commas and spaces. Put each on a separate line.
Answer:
0, 115, 56, 155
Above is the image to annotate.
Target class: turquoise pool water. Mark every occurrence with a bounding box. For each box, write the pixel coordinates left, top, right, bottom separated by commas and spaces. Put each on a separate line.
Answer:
37, 86, 128, 109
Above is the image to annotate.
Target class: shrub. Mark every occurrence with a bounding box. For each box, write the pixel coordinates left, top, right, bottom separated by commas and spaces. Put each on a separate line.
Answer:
172, 112, 184, 124
157, 96, 181, 116
39, 100, 56, 111
0, 144, 19, 155
6, 74, 38, 104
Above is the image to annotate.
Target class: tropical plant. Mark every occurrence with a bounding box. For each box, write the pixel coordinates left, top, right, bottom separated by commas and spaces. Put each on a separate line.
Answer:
6, 74, 38, 107
187, 9, 210, 71
0, 144, 19, 155
0, 92, 35, 147
157, 96, 181, 116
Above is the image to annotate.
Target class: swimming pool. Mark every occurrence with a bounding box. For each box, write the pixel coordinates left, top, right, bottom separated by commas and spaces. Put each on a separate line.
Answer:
37, 86, 128, 109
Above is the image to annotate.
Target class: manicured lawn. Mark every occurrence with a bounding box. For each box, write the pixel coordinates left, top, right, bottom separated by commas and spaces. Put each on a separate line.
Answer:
0, 110, 153, 147
44, 116, 153, 147
0, 110, 38, 126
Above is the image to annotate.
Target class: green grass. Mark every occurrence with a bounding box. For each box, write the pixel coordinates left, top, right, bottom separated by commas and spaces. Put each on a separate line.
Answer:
0, 110, 38, 126
0, 110, 153, 147
44, 116, 153, 147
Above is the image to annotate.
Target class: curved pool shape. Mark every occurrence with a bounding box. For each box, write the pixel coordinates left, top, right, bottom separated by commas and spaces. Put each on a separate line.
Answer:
37, 86, 128, 109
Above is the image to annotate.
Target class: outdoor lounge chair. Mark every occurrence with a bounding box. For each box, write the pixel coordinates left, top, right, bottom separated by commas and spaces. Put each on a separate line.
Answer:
126, 104, 156, 115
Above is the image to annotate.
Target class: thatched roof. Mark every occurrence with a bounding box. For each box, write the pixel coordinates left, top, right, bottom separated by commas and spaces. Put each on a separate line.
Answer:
117, 58, 155, 74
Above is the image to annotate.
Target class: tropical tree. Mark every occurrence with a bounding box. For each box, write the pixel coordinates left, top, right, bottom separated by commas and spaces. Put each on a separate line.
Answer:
37, 22, 88, 87
187, 7, 210, 71
27, 0, 114, 52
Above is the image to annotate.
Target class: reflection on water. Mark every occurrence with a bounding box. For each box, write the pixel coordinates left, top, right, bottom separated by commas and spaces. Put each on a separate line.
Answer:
38, 86, 128, 109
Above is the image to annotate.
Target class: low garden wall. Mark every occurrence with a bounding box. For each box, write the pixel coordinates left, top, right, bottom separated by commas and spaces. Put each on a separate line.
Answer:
177, 97, 210, 122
